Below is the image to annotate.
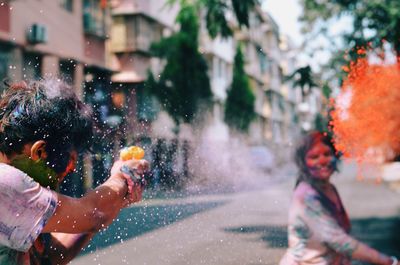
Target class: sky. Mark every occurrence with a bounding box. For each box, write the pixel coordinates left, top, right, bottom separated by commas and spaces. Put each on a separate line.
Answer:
262, 0, 303, 46
262, 0, 352, 70
262, 0, 316, 68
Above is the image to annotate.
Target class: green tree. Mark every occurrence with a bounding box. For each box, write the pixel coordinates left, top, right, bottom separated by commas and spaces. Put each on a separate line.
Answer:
168, 0, 259, 39
145, 4, 212, 129
302, 0, 400, 53
286, 65, 318, 100
224, 45, 256, 132
300, 0, 400, 81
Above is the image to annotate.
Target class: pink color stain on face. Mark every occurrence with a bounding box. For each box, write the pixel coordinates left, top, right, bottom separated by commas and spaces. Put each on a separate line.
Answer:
305, 141, 335, 181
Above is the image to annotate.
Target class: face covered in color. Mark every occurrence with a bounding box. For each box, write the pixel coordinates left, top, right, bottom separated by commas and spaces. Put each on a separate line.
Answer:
305, 140, 335, 182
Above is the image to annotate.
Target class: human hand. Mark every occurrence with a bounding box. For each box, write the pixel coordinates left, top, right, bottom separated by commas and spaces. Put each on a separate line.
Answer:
121, 181, 143, 207
110, 159, 150, 205
111, 159, 150, 179
381, 255, 399, 265
389, 256, 398, 265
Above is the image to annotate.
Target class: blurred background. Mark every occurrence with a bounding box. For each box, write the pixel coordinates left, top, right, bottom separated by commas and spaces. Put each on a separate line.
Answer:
0, 0, 320, 194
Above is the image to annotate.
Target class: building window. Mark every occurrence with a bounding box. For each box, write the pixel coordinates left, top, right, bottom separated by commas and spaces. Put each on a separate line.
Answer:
60, 59, 76, 84
256, 46, 268, 74
218, 59, 223, 78
0, 46, 11, 84
110, 16, 126, 51
83, 0, 107, 38
137, 86, 159, 122
272, 121, 282, 143
23, 53, 42, 80
60, 0, 73, 12
133, 15, 162, 52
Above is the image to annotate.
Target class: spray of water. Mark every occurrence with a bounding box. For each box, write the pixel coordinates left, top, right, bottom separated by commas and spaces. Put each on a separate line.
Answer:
183, 117, 277, 193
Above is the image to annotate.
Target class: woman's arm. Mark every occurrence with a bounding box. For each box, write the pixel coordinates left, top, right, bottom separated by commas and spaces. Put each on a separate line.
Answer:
351, 243, 395, 265
302, 193, 394, 265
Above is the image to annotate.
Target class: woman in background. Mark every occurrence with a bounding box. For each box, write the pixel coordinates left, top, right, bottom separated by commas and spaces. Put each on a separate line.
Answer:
280, 131, 397, 265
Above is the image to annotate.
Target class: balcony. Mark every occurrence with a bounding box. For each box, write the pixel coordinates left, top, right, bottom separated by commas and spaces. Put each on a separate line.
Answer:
110, 14, 162, 54
83, 12, 108, 39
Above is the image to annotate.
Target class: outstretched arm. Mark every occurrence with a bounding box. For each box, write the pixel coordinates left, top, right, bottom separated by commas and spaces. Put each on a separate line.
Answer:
302, 194, 394, 265
42, 159, 147, 234
42, 173, 129, 234
351, 244, 396, 265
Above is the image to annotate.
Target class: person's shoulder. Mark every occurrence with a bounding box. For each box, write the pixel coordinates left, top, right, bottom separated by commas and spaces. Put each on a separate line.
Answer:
0, 163, 37, 190
294, 181, 318, 197
293, 181, 319, 203
0, 163, 29, 177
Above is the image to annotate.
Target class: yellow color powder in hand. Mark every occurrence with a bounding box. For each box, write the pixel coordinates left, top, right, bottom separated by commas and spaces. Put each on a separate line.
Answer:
120, 146, 145, 161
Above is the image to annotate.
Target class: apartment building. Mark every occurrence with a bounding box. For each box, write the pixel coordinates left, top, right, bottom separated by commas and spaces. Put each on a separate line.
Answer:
0, 0, 313, 189
199, 4, 304, 149
106, 0, 306, 148
108, 0, 179, 144
279, 34, 302, 144
0, 0, 113, 89
198, 10, 233, 143
0, 0, 308, 141
0, 0, 122, 192
1, 0, 81, 88
231, 7, 286, 146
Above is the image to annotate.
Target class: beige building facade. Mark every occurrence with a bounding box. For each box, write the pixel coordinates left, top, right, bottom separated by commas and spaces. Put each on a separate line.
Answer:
233, 7, 302, 148
106, 0, 306, 151
0, 0, 121, 192
107, 0, 179, 142
0, 0, 314, 179
0, 0, 111, 96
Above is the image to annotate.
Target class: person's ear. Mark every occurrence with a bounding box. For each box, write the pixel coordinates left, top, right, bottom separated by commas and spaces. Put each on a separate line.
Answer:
30, 140, 48, 161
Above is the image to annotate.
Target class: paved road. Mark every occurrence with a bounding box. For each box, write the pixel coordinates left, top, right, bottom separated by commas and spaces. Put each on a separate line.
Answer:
71, 163, 400, 265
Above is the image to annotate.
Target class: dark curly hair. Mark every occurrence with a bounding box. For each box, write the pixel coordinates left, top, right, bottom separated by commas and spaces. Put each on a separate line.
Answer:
0, 79, 93, 173
294, 131, 340, 187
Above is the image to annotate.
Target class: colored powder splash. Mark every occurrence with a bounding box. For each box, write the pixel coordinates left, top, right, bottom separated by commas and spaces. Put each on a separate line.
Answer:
331, 54, 400, 165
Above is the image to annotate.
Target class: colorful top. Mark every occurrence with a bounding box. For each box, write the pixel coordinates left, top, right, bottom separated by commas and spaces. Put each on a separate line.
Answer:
280, 181, 359, 265
0, 163, 57, 265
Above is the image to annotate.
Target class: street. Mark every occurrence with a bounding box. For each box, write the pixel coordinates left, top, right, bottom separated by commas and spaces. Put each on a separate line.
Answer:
71, 163, 400, 265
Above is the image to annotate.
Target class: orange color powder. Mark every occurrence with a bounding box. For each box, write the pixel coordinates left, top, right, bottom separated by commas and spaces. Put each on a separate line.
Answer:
331, 56, 400, 163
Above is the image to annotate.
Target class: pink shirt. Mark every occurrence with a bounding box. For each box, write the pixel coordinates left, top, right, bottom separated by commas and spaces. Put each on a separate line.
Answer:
280, 181, 358, 265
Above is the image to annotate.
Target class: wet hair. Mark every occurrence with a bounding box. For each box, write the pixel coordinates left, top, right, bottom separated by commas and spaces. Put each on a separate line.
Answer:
294, 131, 340, 187
0, 79, 93, 173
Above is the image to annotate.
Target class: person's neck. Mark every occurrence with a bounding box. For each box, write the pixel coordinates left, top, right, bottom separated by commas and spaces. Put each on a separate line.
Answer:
0, 152, 10, 164
310, 179, 331, 191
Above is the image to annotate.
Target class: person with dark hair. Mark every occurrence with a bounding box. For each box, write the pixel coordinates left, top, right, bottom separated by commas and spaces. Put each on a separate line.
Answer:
280, 131, 397, 265
0, 80, 148, 265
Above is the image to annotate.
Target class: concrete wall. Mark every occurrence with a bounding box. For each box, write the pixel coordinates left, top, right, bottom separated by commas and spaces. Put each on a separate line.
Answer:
84, 34, 106, 67
9, 0, 84, 61
0, 2, 10, 34
112, 0, 178, 28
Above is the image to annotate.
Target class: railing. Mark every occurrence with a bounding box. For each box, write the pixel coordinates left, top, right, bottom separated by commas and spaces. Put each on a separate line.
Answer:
83, 12, 108, 38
